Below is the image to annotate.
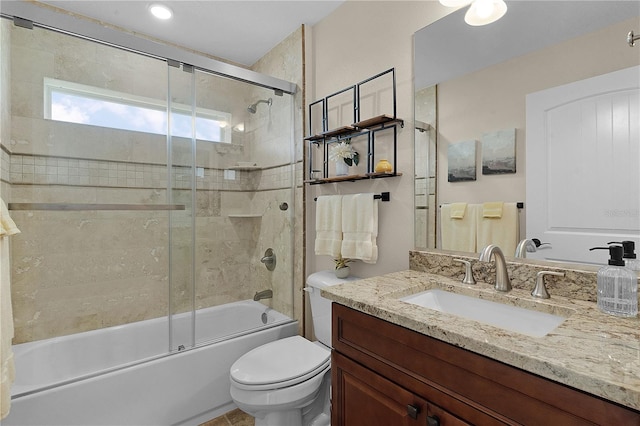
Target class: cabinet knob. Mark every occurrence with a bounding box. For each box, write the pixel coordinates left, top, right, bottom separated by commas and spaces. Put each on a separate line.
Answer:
406, 404, 419, 419
427, 415, 440, 426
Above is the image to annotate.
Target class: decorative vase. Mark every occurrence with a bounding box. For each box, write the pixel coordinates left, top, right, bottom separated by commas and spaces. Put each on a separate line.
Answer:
375, 159, 393, 173
335, 161, 349, 176
335, 266, 350, 278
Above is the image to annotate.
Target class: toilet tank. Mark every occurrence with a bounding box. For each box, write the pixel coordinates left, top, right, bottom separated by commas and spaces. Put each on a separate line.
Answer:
306, 271, 360, 347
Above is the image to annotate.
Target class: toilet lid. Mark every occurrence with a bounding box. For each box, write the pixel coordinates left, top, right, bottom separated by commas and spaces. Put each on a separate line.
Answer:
230, 336, 330, 387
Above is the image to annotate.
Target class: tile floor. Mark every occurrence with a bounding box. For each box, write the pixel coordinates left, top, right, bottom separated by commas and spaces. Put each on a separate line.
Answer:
199, 408, 254, 426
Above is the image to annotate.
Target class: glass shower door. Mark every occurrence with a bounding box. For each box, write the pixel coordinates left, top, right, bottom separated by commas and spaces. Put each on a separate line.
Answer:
167, 63, 197, 352
4, 21, 177, 387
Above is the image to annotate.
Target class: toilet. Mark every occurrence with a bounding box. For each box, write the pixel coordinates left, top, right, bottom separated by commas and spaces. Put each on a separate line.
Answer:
229, 271, 360, 426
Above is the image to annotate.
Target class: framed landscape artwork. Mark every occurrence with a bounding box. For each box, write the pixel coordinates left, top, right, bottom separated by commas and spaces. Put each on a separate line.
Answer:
447, 140, 476, 182
482, 128, 516, 175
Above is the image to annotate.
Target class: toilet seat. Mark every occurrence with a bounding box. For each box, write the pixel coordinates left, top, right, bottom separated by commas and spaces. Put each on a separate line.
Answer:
230, 336, 330, 391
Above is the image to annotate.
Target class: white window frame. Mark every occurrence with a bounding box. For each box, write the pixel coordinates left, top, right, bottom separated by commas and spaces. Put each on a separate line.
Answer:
43, 77, 232, 143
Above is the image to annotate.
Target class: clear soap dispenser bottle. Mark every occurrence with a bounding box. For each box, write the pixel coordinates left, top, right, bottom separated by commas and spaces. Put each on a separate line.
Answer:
608, 240, 640, 272
589, 245, 637, 317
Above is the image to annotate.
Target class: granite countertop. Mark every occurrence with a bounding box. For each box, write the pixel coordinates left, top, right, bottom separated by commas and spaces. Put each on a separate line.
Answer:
322, 270, 640, 411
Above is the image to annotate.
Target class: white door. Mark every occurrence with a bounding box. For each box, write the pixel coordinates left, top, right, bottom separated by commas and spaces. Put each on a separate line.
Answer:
526, 66, 640, 265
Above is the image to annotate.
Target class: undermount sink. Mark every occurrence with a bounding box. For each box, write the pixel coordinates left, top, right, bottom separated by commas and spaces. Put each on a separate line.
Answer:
400, 289, 567, 337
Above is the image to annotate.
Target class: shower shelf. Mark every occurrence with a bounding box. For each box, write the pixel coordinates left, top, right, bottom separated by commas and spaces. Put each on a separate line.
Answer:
228, 166, 261, 171
227, 213, 262, 218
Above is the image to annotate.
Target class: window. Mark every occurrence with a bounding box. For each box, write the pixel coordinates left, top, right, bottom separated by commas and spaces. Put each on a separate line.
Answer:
44, 78, 232, 143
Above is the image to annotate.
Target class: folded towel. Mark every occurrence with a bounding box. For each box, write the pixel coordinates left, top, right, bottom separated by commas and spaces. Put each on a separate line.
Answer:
341, 193, 378, 263
483, 202, 504, 218
0, 199, 19, 237
450, 202, 467, 219
477, 202, 519, 255
314, 195, 343, 258
440, 204, 477, 252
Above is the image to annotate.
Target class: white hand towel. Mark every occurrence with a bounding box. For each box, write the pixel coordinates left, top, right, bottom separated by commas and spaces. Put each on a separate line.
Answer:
440, 204, 477, 252
341, 194, 378, 263
476, 202, 519, 255
1, 199, 19, 420
314, 195, 343, 258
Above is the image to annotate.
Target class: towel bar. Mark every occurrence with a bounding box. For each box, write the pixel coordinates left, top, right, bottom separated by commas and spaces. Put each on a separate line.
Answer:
314, 192, 390, 202
439, 202, 524, 209
7, 203, 186, 211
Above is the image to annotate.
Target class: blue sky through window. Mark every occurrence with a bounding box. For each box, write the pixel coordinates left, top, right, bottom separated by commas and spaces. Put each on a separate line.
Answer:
49, 88, 227, 143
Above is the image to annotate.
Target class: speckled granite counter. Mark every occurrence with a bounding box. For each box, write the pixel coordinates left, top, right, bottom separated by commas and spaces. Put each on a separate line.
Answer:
322, 269, 640, 411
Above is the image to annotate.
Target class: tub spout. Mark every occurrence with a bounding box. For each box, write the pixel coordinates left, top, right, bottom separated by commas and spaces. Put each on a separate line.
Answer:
479, 244, 512, 292
254, 289, 273, 301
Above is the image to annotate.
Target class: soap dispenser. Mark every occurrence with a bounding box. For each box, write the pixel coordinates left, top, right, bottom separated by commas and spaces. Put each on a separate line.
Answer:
607, 240, 640, 272
589, 245, 637, 317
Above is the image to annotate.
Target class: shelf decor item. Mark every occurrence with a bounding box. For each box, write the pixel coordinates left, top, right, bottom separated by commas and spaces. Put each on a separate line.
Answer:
375, 159, 393, 173
329, 139, 359, 176
334, 256, 353, 278
335, 161, 349, 176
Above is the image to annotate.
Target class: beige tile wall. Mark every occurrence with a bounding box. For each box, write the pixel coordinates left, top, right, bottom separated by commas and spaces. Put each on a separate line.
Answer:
5, 21, 302, 344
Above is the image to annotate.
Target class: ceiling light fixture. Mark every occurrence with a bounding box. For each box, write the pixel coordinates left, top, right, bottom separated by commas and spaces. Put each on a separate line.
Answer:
439, 0, 507, 26
149, 4, 173, 20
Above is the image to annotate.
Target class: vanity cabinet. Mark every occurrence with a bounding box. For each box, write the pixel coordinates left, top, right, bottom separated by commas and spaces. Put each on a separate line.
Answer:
331, 303, 640, 426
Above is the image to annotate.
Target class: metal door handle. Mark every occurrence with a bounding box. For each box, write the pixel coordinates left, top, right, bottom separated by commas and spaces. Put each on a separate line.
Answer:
406, 404, 419, 420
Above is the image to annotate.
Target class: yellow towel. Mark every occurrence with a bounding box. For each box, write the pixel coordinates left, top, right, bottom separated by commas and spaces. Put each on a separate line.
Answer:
341, 194, 378, 263
483, 201, 504, 218
440, 204, 477, 252
1, 198, 19, 420
476, 202, 519, 255
450, 202, 467, 219
314, 195, 343, 258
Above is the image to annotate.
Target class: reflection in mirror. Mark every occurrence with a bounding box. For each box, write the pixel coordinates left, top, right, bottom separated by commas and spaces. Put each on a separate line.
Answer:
414, 1, 640, 264
414, 86, 436, 250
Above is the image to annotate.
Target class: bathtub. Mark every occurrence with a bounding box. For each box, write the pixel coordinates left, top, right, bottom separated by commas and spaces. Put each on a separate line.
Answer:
4, 300, 298, 425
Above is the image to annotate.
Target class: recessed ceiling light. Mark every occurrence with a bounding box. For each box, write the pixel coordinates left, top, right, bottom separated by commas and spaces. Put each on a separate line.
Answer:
149, 4, 173, 20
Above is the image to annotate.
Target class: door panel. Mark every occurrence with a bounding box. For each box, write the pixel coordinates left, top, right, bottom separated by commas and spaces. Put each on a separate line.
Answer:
333, 352, 427, 426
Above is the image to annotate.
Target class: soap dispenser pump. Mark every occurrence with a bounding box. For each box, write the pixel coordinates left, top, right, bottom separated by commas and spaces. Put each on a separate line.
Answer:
607, 240, 640, 272
589, 245, 637, 317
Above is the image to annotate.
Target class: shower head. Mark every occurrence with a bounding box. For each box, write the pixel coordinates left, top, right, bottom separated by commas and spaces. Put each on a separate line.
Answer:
247, 98, 272, 114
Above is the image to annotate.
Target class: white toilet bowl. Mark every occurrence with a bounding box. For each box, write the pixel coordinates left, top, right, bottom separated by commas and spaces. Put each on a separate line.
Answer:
229, 271, 360, 426
229, 336, 331, 426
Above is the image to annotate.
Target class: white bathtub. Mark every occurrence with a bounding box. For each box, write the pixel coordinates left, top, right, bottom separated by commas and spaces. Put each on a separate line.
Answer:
4, 300, 298, 425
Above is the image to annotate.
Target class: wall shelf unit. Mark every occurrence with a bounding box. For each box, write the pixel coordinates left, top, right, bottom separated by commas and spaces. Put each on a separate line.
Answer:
305, 68, 403, 184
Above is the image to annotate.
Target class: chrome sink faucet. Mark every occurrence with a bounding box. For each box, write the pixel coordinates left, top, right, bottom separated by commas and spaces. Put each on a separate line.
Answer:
479, 244, 512, 292
515, 239, 537, 258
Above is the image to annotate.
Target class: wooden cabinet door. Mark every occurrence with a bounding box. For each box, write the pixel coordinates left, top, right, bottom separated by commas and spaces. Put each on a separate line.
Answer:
332, 352, 427, 426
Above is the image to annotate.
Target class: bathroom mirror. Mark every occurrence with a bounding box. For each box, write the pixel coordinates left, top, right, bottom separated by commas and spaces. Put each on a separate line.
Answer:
414, 1, 640, 264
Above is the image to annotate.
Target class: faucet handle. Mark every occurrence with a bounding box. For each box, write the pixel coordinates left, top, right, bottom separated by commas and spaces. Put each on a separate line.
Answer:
532, 271, 564, 299
453, 259, 476, 285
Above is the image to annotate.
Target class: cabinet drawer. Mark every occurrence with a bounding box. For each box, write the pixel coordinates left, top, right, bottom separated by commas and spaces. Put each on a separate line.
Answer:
332, 303, 640, 425
333, 351, 477, 426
